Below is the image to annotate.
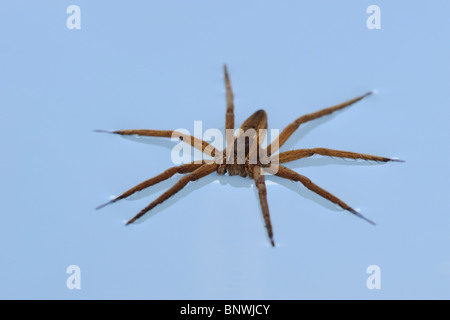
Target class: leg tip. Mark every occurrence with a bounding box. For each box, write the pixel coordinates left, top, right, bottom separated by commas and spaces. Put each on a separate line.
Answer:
362, 91, 374, 98
356, 212, 376, 226
95, 199, 115, 210
94, 129, 116, 134
350, 208, 376, 226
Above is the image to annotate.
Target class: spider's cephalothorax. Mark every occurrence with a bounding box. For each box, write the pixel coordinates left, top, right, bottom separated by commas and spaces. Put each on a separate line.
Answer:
217, 109, 268, 178
96, 65, 403, 247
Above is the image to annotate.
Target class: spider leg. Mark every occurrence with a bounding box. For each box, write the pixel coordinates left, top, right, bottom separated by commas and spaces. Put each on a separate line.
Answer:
95, 129, 218, 157
224, 64, 235, 131
275, 165, 376, 225
223, 64, 236, 164
266, 92, 373, 156
252, 166, 275, 247
126, 163, 219, 225
277, 148, 404, 164
96, 161, 206, 210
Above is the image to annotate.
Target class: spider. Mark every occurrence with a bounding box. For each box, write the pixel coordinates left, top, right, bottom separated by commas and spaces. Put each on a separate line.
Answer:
96, 65, 402, 247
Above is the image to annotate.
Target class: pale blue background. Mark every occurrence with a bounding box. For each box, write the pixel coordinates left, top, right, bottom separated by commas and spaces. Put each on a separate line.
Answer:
1, 1, 449, 299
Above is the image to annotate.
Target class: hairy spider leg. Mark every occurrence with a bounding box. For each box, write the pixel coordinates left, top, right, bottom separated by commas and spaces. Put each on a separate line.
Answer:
96, 161, 206, 210
224, 64, 235, 131
95, 129, 219, 158
277, 148, 404, 164
252, 166, 275, 247
126, 163, 219, 225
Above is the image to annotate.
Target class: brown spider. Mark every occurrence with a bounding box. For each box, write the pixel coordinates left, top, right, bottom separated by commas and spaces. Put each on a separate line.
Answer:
96, 65, 402, 247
